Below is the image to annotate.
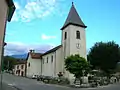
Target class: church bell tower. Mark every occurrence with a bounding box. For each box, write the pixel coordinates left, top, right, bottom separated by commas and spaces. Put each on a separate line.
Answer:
61, 2, 87, 59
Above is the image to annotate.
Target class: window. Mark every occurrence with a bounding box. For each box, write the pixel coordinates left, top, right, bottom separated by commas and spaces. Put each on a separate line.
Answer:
51, 55, 53, 63
21, 65, 24, 69
47, 57, 48, 63
17, 65, 19, 69
28, 63, 30, 67
64, 32, 67, 40
42, 58, 44, 64
76, 31, 80, 39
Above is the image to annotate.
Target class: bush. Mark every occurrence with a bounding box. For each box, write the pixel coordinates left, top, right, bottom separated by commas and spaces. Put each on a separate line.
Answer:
49, 77, 59, 84
43, 76, 70, 85
37, 75, 45, 81
58, 77, 70, 85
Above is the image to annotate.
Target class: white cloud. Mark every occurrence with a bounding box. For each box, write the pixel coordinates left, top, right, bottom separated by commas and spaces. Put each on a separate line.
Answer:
11, 11, 19, 22
4, 42, 56, 55
11, 2, 21, 22
41, 34, 56, 40
14, 2, 21, 10
11, 0, 66, 22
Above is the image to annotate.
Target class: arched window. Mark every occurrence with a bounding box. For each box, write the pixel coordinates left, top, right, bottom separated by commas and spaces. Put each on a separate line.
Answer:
28, 63, 30, 67
47, 57, 48, 63
51, 55, 53, 63
43, 58, 44, 64
64, 32, 67, 40
76, 31, 80, 39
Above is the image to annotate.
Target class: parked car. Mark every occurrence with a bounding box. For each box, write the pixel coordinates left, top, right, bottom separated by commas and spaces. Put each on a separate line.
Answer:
32, 75, 38, 79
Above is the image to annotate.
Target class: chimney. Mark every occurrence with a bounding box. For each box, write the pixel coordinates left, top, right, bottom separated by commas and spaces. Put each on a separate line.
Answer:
29, 50, 35, 53
30, 50, 33, 53
32, 50, 35, 53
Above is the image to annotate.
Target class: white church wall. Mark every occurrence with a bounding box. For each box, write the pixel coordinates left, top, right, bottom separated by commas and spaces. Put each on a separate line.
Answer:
55, 47, 63, 76
69, 25, 87, 59
42, 52, 55, 77
62, 26, 70, 57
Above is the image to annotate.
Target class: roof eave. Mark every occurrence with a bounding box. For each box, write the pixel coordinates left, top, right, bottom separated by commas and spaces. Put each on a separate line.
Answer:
42, 45, 62, 56
6, 0, 16, 22
61, 23, 87, 30
7, 6, 15, 22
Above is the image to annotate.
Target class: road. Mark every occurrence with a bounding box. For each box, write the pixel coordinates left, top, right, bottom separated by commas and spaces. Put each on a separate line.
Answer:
1, 73, 120, 90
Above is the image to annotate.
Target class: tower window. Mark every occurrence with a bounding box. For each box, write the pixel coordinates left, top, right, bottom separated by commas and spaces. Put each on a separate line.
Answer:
76, 31, 80, 39
47, 57, 48, 63
28, 63, 30, 67
64, 32, 67, 40
43, 58, 44, 64
51, 55, 53, 63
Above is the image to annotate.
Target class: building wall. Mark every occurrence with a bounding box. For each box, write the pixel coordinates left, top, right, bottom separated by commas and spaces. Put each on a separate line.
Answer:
62, 25, 86, 59
62, 26, 70, 58
61, 25, 87, 79
0, 0, 8, 70
42, 47, 63, 77
42, 52, 55, 77
55, 47, 63, 76
14, 64, 26, 76
69, 25, 87, 59
26, 55, 42, 77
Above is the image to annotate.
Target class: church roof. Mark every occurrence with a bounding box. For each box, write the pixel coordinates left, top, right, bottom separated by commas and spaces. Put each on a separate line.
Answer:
61, 3, 87, 30
42, 45, 62, 56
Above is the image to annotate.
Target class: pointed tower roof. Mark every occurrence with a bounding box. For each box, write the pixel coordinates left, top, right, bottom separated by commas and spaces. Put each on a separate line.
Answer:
61, 3, 87, 30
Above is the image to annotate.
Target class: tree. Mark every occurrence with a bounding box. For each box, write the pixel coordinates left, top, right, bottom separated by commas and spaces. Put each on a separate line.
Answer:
87, 41, 120, 76
65, 54, 90, 78
3, 56, 17, 71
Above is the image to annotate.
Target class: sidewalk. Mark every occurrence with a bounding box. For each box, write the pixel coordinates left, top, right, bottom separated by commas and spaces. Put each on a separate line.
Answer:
0, 82, 18, 90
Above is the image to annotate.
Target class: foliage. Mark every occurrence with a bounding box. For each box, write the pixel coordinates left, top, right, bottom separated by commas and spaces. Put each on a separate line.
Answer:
87, 41, 120, 75
40, 76, 70, 85
65, 54, 90, 78
3, 56, 17, 71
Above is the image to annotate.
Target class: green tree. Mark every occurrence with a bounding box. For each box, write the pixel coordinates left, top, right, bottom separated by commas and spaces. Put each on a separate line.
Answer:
65, 54, 90, 78
87, 41, 120, 76
3, 56, 17, 71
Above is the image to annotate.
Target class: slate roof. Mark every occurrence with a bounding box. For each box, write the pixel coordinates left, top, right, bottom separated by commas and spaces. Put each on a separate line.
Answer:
26, 45, 62, 60
16, 60, 27, 65
61, 3, 87, 30
42, 45, 62, 56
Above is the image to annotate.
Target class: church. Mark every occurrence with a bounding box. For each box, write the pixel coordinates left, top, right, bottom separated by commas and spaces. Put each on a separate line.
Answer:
26, 3, 87, 80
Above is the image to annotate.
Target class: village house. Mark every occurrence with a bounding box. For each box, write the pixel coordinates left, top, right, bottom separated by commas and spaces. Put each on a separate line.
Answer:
26, 50, 42, 77
26, 3, 87, 80
13, 60, 27, 77
0, 0, 15, 71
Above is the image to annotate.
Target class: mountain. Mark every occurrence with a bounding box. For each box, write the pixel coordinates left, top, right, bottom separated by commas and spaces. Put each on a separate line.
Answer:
11, 53, 28, 59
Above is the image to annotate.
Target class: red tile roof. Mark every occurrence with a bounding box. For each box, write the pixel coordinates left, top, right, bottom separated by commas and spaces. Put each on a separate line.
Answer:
30, 53, 42, 59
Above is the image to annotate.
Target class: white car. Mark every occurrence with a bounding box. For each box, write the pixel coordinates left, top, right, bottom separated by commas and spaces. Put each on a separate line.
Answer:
32, 75, 38, 79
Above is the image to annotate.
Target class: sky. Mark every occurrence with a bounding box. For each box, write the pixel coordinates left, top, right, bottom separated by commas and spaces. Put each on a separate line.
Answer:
4, 0, 120, 55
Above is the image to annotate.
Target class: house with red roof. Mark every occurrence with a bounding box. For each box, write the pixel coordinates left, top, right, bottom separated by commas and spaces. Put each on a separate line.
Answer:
26, 50, 42, 77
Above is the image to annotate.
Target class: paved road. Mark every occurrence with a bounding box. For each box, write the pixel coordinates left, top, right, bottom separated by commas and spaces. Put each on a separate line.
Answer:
2, 73, 120, 90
